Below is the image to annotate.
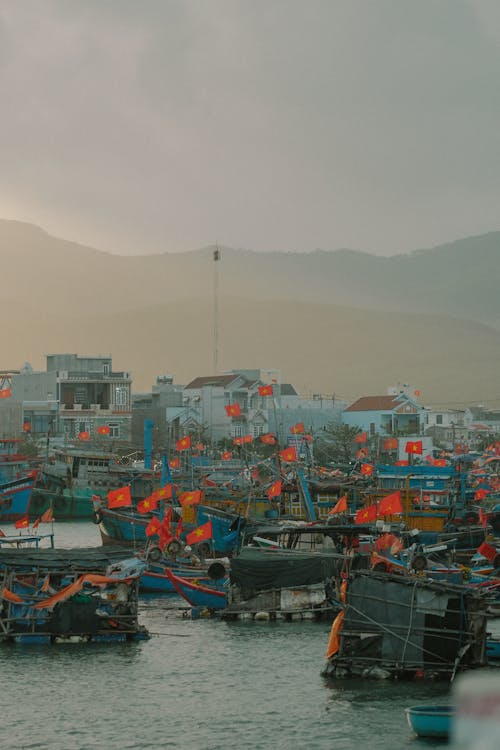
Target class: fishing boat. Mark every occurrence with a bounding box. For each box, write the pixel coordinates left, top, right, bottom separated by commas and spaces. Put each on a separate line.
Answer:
0, 546, 148, 643
94, 498, 244, 558
0, 439, 38, 523
405, 705, 454, 739
31, 446, 157, 520
165, 567, 228, 609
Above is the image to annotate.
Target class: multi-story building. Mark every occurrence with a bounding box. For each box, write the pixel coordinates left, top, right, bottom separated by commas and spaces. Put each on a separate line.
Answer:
47, 354, 132, 442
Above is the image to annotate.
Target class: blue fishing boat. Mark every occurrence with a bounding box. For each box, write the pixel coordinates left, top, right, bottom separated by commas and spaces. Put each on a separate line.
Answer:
0, 439, 38, 523
486, 638, 500, 660
140, 562, 212, 593
0, 475, 37, 523
405, 705, 454, 739
165, 568, 228, 609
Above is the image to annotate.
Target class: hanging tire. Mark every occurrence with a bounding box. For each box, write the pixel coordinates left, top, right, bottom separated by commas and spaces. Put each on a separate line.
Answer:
92, 509, 103, 524
166, 539, 183, 557
147, 546, 162, 562
194, 542, 211, 559
372, 561, 389, 572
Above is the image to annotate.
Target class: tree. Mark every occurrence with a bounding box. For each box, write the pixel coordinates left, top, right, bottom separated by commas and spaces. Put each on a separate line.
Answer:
316, 423, 364, 464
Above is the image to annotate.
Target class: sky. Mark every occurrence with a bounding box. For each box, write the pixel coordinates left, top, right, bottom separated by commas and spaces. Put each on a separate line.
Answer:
1, 0, 500, 256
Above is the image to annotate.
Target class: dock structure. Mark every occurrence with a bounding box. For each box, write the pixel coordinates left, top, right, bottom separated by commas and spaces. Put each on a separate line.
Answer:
0, 547, 148, 644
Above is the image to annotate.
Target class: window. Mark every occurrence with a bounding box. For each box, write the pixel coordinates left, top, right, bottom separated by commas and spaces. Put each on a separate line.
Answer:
114, 386, 128, 406
436, 415, 443, 425
108, 422, 120, 438
252, 425, 263, 437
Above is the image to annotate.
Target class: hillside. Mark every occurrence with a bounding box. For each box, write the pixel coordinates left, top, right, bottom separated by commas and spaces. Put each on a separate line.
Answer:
3, 294, 500, 405
1, 220, 499, 326
1, 220, 499, 403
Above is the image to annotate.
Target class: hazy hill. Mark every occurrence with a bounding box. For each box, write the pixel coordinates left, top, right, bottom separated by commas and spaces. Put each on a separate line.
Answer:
1, 220, 500, 403
3, 294, 500, 405
1, 220, 499, 326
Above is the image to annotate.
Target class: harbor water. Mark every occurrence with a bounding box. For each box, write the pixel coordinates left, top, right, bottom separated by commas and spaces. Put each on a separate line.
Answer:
0, 522, 463, 749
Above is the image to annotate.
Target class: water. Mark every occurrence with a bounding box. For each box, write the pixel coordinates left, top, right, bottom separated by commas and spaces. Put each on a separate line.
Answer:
1, 522, 453, 749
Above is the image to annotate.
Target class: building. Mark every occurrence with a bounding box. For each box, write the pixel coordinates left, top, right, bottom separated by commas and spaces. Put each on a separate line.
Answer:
343, 392, 426, 436
48, 354, 132, 442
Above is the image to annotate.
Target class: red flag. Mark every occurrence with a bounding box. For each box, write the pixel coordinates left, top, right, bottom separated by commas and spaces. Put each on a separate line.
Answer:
153, 484, 174, 502
107, 486, 132, 509
434, 459, 447, 467
78, 431, 90, 441
195, 443, 205, 451
186, 520, 213, 546
356, 448, 368, 459
22, 422, 31, 432
176, 436, 191, 451
378, 491, 403, 516
267, 480, 282, 499
178, 490, 202, 507
145, 516, 161, 537
233, 436, 243, 446
394, 460, 409, 466
15, 516, 29, 529
169, 457, 180, 469
280, 447, 297, 462
258, 385, 273, 396
354, 432, 368, 444
477, 542, 498, 563
261, 433, 277, 445
225, 403, 242, 417
41, 507, 54, 523
32, 518, 40, 530
174, 516, 183, 538
243, 435, 253, 444
0, 388, 12, 399
405, 441, 423, 455
97, 425, 110, 436
383, 438, 398, 451
329, 495, 348, 514
290, 422, 305, 435
479, 507, 488, 529
221, 451, 232, 460
360, 463, 374, 476
355, 505, 377, 524
137, 496, 158, 514
475, 489, 489, 501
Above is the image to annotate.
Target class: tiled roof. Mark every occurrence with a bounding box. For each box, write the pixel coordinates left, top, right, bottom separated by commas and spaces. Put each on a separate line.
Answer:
184, 375, 241, 389
344, 395, 403, 412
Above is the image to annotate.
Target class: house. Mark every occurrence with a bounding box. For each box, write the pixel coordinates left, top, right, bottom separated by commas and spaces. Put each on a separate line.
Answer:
343, 392, 426, 436
48, 354, 132, 442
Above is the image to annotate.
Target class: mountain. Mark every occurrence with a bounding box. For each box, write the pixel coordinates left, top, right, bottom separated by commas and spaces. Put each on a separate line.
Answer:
1, 220, 499, 403
1, 220, 499, 326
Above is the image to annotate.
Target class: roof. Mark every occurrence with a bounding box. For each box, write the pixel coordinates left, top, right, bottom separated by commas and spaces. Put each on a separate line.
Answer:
184, 374, 240, 389
345, 395, 404, 412
280, 384, 298, 396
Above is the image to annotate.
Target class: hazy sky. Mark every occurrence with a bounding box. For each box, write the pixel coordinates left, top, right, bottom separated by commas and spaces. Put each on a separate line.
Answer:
1, 1, 500, 256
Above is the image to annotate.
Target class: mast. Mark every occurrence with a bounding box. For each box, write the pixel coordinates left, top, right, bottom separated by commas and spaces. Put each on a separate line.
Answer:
213, 245, 220, 372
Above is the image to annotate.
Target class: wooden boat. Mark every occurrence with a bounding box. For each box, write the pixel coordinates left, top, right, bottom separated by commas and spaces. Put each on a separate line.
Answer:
31, 446, 158, 520
0, 439, 38, 523
405, 705, 454, 739
165, 568, 228, 609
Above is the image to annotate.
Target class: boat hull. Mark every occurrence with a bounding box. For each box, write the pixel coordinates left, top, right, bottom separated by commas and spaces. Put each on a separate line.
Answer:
0, 476, 35, 522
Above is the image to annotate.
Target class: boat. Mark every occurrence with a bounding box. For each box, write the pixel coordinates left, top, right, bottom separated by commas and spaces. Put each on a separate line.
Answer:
0, 546, 149, 643
31, 446, 158, 520
0, 439, 38, 523
165, 567, 228, 610
94, 498, 245, 558
323, 569, 488, 680
405, 705, 454, 739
